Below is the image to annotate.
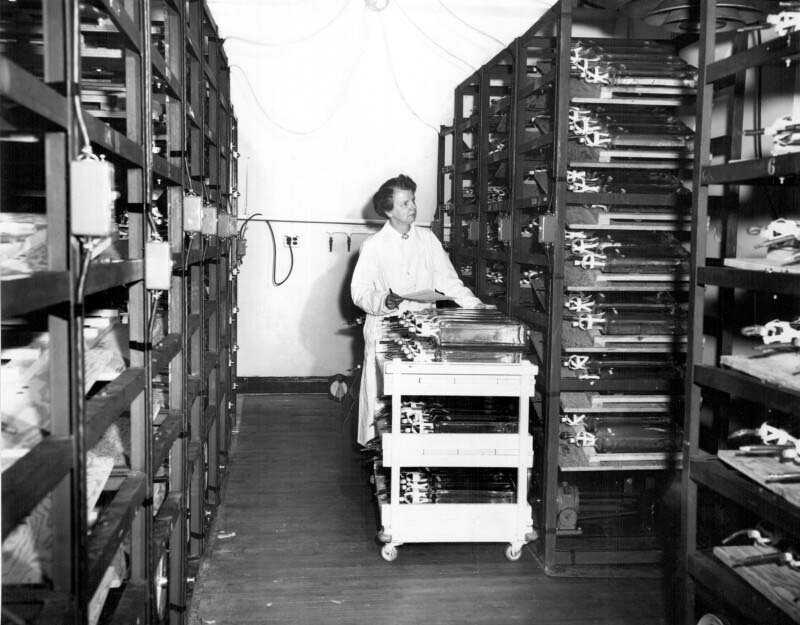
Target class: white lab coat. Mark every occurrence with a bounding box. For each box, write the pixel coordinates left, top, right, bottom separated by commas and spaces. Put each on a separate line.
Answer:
350, 222, 481, 445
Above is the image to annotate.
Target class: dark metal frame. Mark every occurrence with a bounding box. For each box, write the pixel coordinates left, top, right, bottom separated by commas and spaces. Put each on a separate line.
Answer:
0, 0, 237, 622
681, 2, 800, 623
440, 0, 695, 573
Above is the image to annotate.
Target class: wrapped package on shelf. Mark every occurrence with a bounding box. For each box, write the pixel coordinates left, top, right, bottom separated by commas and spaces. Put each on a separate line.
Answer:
2, 451, 115, 584
2, 312, 128, 583
0, 213, 47, 276
2, 314, 127, 468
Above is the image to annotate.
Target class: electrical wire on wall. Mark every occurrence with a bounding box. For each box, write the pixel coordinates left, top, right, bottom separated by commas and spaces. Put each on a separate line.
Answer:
201, 235, 209, 268
229, 16, 368, 136
379, 14, 440, 134
70, 0, 97, 609
238, 211, 263, 238
183, 156, 195, 192
265, 219, 294, 286
221, 0, 353, 47
236, 207, 293, 286
183, 232, 197, 272
182, 156, 199, 270
225, 1, 510, 136
436, 0, 505, 47
392, 0, 478, 72
147, 290, 164, 343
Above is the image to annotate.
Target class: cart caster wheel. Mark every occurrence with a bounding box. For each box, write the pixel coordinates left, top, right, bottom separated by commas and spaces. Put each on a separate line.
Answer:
505, 545, 523, 561
381, 544, 398, 562
377, 530, 392, 544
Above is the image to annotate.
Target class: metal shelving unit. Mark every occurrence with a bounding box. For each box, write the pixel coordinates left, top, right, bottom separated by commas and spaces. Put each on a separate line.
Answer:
523, 4, 693, 573
437, 0, 693, 575
1, 2, 237, 623
682, 2, 800, 623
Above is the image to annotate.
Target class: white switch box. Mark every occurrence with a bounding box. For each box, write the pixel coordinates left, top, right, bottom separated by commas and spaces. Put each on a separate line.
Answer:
202, 206, 217, 236
145, 241, 173, 291
217, 213, 231, 238
183, 194, 203, 233
498, 216, 513, 242
70, 157, 116, 236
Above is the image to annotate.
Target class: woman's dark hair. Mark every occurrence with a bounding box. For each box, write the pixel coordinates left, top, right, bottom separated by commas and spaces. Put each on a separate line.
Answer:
372, 174, 417, 218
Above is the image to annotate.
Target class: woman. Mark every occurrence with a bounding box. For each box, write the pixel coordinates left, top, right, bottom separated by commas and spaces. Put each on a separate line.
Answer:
350, 174, 482, 446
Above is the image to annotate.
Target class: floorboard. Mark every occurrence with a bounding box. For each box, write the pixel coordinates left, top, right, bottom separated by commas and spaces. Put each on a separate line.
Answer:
189, 394, 670, 625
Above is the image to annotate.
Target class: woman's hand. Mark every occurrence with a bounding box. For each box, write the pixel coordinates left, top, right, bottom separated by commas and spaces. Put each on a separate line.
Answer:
385, 289, 404, 310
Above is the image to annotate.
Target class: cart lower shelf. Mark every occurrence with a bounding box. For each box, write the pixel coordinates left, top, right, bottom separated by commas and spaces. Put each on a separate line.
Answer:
378, 502, 536, 561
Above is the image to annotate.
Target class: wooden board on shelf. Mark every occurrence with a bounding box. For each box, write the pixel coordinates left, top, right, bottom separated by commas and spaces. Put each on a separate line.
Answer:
568, 78, 695, 103
562, 322, 686, 353
561, 392, 673, 414
559, 424, 680, 472
564, 264, 688, 290
570, 159, 690, 170
717, 450, 800, 510
567, 144, 693, 166
721, 353, 800, 393
713, 545, 800, 623
565, 204, 689, 231
723, 256, 800, 275
2, 319, 127, 469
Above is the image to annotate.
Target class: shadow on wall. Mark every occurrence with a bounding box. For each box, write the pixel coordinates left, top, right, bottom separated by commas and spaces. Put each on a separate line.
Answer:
339, 252, 365, 372
360, 194, 382, 221
296, 234, 367, 377
295, 193, 385, 376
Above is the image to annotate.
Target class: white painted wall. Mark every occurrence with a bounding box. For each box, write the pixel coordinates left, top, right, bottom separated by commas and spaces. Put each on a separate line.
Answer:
209, 0, 556, 377
211, 0, 798, 378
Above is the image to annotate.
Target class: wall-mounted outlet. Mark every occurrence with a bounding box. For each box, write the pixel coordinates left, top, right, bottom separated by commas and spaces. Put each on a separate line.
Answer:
283, 235, 299, 247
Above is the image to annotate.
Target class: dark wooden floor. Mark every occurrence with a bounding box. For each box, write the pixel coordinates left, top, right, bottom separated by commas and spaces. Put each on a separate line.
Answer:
190, 394, 670, 625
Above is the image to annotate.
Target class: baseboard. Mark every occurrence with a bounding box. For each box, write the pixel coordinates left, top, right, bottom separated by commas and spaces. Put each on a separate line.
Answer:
237, 376, 330, 394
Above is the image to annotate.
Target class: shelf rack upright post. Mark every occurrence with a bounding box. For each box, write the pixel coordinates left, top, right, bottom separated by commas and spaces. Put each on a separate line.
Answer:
681, 2, 800, 623
478, 46, 517, 312
433, 124, 454, 251
452, 72, 482, 293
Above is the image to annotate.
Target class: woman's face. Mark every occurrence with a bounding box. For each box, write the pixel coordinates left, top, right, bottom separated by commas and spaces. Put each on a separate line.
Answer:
386, 188, 417, 228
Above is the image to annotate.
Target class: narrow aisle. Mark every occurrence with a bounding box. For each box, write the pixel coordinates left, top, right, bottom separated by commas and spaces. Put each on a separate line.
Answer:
190, 394, 667, 625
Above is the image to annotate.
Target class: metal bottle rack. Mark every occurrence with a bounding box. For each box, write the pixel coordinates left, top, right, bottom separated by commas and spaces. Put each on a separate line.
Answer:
681, 2, 800, 623
1, 2, 239, 623
437, 0, 693, 573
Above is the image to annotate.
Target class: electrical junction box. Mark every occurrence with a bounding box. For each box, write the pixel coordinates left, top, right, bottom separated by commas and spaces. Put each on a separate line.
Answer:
218, 214, 235, 238
467, 220, 480, 242
201, 206, 217, 236
236, 238, 247, 260
497, 215, 513, 242
70, 157, 116, 236
145, 241, 173, 291
538, 214, 559, 244
225, 214, 237, 238
183, 194, 203, 233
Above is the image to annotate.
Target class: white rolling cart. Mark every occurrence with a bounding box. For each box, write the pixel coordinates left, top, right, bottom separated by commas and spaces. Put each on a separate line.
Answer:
377, 358, 538, 561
